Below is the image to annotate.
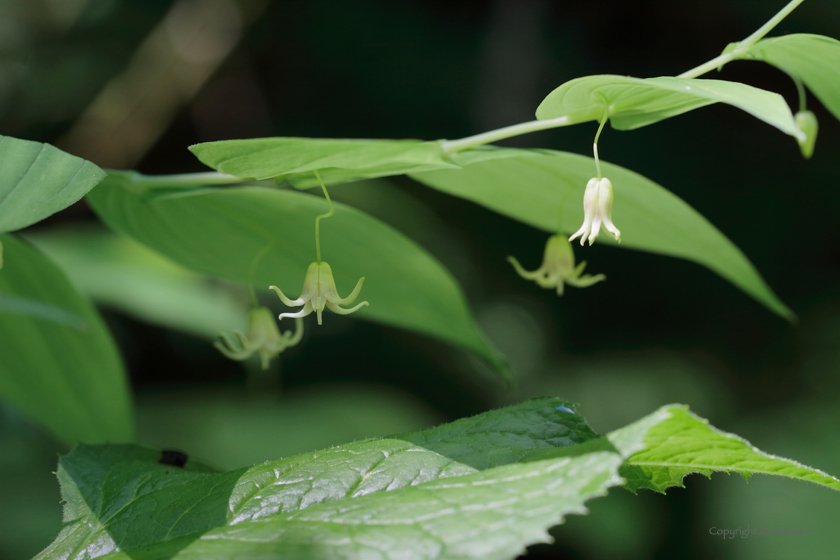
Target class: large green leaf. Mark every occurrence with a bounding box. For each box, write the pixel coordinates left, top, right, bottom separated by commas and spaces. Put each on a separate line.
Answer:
35, 398, 611, 560
0, 235, 134, 444
614, 406, 840, 493
411, 147, 793, 319
0, 136, 106, 233
37, 398, 840, 560
746, 34, 840, 121
189, 137, 458, 186
86, 177, 509, 377
535, 75, 803, 140
26, 226, 249, 339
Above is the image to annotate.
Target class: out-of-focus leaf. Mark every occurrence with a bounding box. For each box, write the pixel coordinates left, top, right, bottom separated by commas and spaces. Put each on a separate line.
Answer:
189, 137, 457, 186
411, 146, 793, 319
26, 226, 248, 339
0, 136, 106, 233
612, 406, 840, 493
37, 398, 616, 560
87, 178, 509, 378
745, 33, 840, 124
535, 75, 803, 140
0, 235, 133, 444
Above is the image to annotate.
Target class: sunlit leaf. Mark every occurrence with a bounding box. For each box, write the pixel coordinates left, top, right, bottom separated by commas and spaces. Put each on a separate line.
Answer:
0, 235, 134, 444
614, 406, 840, 493
535, 75, 802, 140
746, 33, 840, 122
26, 226, 249, 340
36, 398, 610, 560
87, 177, 509, 377
189, 137, 457, 186
411, 146, 793, 320
0, 136, 106, 233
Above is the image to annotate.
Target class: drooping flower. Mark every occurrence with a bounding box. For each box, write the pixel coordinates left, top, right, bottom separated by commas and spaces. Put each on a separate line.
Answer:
215, 306, 303, 370
569, 177, 621, 246
508, 234, 606, 295
270, 261, 368, 325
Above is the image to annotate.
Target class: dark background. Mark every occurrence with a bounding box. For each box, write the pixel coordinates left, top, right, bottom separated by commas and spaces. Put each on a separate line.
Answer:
1, 1, 839, 558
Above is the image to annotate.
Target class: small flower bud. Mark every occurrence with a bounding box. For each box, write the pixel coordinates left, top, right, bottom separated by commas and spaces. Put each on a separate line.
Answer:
795, 110, 818, 159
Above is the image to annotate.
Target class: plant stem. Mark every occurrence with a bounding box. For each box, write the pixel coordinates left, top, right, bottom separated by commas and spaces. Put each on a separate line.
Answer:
313, 170, 334, 263
441, 116, 574, 153
679, 0, 806, 79
110, 170, 248, 188
593, 107, 609, 179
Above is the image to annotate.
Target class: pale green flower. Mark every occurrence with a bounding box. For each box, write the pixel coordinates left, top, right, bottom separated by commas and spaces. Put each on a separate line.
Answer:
215, 306, 303, 370
795, 110, 818, 159
508, 235, 605, 295
270, 261, 368, 325
569, 177, 621, 246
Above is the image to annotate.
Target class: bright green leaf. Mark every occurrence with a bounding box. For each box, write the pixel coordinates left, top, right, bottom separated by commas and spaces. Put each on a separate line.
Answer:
26, 226, 249, 340
613, 405, 840, 493
746, 34, 840, 122
189, 137, 458, 185
86, 178, 509, 377
36, 398, 609, 560
0, 136, 106, 233
411, 147, 793, 319
535, 75, 802, 140
0, 235, 134, 444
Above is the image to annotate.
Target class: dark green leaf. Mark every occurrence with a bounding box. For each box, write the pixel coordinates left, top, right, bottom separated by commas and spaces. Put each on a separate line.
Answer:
36, 398, 608, 560
0, 234, 134, 444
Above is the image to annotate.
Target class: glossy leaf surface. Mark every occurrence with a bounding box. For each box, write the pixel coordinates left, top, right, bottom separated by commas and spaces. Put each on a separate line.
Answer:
0, 235, 134, 444
411, 147, 793, 319
0, 136, 106, 233
36, 398, 611, 560
87, 178, 509, 377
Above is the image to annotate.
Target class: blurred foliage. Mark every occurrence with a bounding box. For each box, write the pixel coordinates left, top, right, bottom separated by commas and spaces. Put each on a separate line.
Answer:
2, 0, 839, 559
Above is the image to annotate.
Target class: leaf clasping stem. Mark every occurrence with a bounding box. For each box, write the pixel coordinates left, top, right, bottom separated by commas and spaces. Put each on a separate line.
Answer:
313, 170, 334, 264
678, 0, 806, 79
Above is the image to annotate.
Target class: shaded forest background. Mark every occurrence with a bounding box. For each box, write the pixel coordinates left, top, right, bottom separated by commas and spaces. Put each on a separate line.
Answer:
1, 1, 838, 558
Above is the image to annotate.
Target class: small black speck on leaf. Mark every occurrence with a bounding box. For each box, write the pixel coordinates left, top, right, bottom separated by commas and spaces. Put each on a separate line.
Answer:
159, 450, 188, 468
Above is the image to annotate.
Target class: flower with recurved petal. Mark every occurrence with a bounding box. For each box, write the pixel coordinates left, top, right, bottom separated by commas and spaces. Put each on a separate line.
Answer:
508, 235, 605, 295
215, 306, 303, 370
270, 261, 368, 325
569, 177, 621, 246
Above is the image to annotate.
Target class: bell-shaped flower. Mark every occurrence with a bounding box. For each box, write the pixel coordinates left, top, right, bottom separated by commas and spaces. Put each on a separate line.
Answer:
215, 306, 303, 370
569, 177, 621, 246
270, 261, 368, 325
507, 234, 606, 295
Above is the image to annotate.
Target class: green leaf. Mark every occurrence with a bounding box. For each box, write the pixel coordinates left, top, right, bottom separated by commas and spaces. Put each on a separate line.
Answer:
0, 136, 107, 233
0, 234, 134, 444
614, 406, 840, 493
36, 398, 613, 560
411, 147, 793, 319
535, 75, 803, 140
189, 137, 458, 185
26, 226, 250, 339
746, 34, 840, 122
86, 177, 509, 377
